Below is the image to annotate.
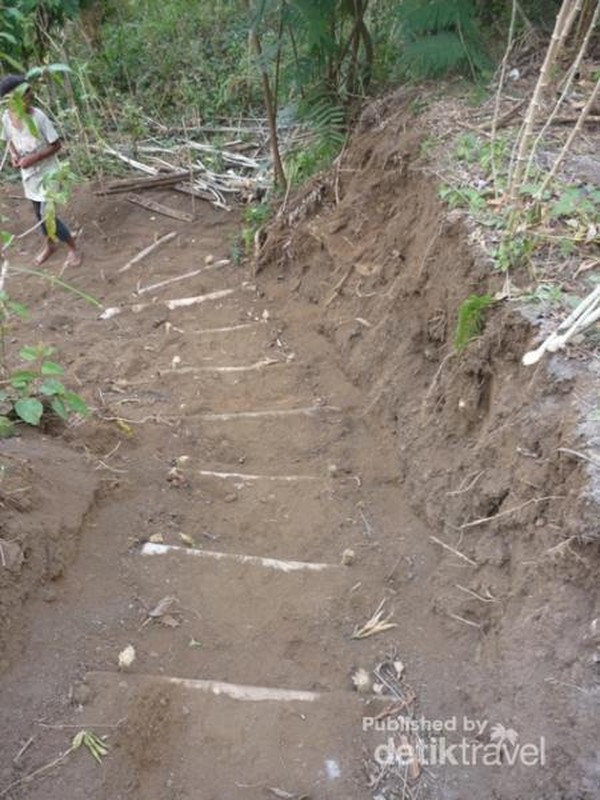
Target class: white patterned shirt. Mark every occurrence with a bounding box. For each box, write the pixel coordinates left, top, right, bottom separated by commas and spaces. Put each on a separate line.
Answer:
1, 107, 60, 201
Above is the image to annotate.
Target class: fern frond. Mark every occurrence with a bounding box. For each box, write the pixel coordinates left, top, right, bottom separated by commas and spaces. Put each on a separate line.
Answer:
301, 94, 346, 144
393, 0, 490, 79
401, 0, 479, 35
402, 31, 470, 78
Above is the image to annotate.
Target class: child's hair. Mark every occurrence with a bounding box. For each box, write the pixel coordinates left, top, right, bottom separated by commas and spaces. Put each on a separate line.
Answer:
0, 74, 27, 98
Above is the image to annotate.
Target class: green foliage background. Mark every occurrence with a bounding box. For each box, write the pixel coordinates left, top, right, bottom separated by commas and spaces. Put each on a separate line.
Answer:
0, 0, 594, 179
0, 0, 575, 120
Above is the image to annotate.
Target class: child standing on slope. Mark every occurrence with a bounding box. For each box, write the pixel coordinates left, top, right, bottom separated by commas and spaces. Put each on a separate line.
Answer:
0, 74, 82, 267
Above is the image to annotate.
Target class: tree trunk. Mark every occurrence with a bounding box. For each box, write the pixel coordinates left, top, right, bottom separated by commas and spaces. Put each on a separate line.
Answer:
245, 2, 287, 190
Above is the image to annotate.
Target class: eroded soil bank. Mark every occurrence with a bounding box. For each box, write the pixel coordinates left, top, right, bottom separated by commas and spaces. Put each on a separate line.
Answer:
0, 91, 598, 800
258, 93, 600, 798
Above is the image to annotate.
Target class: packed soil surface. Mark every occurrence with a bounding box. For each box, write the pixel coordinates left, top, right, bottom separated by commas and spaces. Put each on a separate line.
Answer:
0, 94, 599, 800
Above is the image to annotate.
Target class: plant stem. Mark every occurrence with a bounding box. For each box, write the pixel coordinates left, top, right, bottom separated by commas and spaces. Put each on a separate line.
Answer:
491, 0, 518, 198
8, 266, 101, 307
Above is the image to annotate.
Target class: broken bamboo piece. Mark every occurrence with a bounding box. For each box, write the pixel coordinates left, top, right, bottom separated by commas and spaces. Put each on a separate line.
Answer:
119, 231, 177, 273
136, 261, 227, 295
127, 193, 195, 222
95, 170, 198, 195
141, 542, 336, 573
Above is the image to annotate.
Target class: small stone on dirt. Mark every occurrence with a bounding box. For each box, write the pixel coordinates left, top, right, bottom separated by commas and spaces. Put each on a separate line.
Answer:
160, 614, 181, 628
118, 644, 136, 670
0, 539, 24, 573
341, 548, 356, 566
351, 667, 372, 693
224, 493, 238, 503
41, 586, 58, 603
70, 681, 94, 706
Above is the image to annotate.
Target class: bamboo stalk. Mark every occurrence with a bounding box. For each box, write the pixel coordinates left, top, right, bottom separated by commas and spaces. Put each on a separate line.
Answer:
524, 0, 600, 184
118, 231, 177, 274
508, 0, 582, 199
491, 0, 518, 198
95, 170, 200, 195
538, 73, 600, 194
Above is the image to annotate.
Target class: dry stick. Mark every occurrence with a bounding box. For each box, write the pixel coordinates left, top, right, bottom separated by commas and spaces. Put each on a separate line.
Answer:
325, 265, 354, 307
0, 744, 74, 798
525, 0, 600, 185
508, 0, 582, 199
551, 114, 600, 124
13, 736, 35, 764
102, 145, 158, 175
136, 263, 224, 295
127, 193, 195, 223
446, 611, 482, 630
446, 470, 485, 496
118, 231, 176, 274
0, 259, 8, 293
12, 218, 45, 242
334, 137, 350, 206
491, 0, 518, 198
481, 98, 528, 132
538, 73, 600, 195
455, 584, 497, 603
459, 495, 563, 530
96, 171, 200, 195
429, 535, 477, 567
558, 447, 600, 466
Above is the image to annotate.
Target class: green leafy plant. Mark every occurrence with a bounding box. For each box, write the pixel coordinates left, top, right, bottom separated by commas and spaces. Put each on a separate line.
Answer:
241, 201, 273, 253
520, 282, 563, 305
454, 293, 495, 351
71, 729, 109, 764
0, 307, 88, 436
439, 183, 487, 213
494, 234, 536, 272
0, 293, 95, 436
549, 185, 600, 221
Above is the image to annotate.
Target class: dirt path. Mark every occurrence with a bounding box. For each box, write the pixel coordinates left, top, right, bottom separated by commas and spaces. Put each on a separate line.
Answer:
0, 186, 441, 800
0, 104, 598, 800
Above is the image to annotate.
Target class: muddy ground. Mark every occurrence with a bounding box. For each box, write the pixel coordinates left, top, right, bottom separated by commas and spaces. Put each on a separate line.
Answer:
0, 95, 599, 800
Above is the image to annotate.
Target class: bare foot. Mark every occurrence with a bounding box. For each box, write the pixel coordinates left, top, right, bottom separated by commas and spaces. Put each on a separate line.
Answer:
34, 243, 56, 266
64, 250, 82, 268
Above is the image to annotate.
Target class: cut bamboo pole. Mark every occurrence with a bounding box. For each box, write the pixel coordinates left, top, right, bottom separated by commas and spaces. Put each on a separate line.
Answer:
538, 73, 600, 194
88, 671, 320, 703
508, 0, 582, 199
491, 0, 518, 197
136, 262, 225, 295
118, 231, 177, 273
141, 542, 336, 572
524, 0, 600, 184
127, 193, 195, 223
166, 288, 235, 310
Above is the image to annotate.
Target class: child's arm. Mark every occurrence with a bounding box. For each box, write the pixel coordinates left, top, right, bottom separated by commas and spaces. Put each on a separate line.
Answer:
16, 140, 61, 169
8, 141, 20, 168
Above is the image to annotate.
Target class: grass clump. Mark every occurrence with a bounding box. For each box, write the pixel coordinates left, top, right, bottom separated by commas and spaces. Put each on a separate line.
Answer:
454, 293, 495, 351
